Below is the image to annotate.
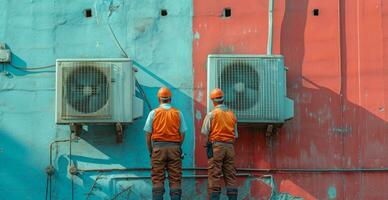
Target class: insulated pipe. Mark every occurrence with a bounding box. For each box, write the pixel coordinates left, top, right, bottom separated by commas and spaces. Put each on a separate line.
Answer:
47, 139, 71, 200
110, 173, 253, 180
267, 0, 274, 55
77, 167, 388, 173
49, 139, 70, 165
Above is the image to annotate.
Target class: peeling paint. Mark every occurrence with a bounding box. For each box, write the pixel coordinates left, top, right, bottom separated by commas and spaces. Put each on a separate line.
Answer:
194, 31, 200, 40
328, 186, 337, 199
195, 110, 202, 120
194, 31, 200, 46
196, 85, 204, 102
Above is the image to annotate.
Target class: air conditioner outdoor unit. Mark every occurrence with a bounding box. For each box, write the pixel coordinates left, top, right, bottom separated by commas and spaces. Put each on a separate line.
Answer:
207, 54, 294, 123
55, 58, 143, 124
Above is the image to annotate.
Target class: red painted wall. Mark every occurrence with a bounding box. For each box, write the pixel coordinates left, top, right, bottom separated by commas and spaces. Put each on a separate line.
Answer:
193, 0, 388, 199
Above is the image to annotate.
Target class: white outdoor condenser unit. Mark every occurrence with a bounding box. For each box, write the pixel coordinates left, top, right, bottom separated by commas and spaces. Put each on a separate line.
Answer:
55, 58, 143, 124
207, 55, 294, 123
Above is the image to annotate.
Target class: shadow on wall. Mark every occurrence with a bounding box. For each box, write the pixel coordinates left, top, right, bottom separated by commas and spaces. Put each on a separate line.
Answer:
280, 0, 308, 85
218, 82, 388, 199
207, 0, 388, 199
0, 129, 48, 200
268, 83, 388, 199
49, 60, 196, 199
69, 60, 194, 167
195, 0, 310, 170
3, 52, 55, 76
249, 0, 387, 199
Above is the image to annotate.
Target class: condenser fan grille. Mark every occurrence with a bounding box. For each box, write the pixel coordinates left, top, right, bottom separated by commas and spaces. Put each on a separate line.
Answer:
62, 62, 112, 118
215, 58, 280, 120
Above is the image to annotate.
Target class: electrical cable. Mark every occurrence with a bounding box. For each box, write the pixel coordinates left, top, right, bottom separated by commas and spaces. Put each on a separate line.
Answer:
69, 133, 74, 200
9, 63, 55, 71
45, 139, 70, 200
49, 176, 52, 200
107, 22, 128, 58
45, 176, 49, 200
71, 170, 74, 200
107, 18, 152, 111
135, 79, 152, 111
77, 166, 388, 174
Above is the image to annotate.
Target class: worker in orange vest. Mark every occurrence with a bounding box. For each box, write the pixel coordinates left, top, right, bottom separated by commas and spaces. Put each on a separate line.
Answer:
201, 88, 238, 200
144, 87, 187, 200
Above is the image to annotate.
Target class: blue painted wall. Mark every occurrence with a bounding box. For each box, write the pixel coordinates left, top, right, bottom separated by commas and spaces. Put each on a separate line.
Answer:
0, 0, 193, 199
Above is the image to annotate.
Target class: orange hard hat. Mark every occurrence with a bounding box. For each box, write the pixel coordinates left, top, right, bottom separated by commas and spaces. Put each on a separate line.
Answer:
210, 88, 224, 100
157, 87, 172, 99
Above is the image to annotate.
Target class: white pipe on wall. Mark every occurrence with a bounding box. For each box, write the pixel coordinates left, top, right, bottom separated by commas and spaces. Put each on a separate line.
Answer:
267, 0, 274, 55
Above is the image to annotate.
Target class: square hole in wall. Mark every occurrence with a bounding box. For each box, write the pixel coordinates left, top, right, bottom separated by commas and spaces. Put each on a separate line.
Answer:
222, 8, 232, 18
161, 9, 168, 16
313, 9, 319, 16
84, 9, 92, 18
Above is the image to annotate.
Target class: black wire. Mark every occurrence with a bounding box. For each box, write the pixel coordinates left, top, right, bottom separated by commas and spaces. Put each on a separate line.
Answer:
9, 63, 55, 71
106, 18, 153, 111
71, 176, 74, 200
46, 139, 70, 200
135, 79, 152, 111
45, 176, 49, 200
46, 139, 71, 200
44, 171, 52, 200
49, 176, 52, 200
69, 133, 74, 200
107, 22, 128, 58
106, 17, 152, 112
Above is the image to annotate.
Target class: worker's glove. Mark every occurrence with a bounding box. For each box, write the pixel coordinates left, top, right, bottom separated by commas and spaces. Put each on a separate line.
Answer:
204, 141, 213, 159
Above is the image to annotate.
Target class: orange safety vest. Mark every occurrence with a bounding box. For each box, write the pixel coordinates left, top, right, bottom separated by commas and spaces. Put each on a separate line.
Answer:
209, 107, 237, 143
151, 107, 182, 142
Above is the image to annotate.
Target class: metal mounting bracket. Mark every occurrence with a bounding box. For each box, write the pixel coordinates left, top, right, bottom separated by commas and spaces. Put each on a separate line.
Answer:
266, 124, 277, 137
69, 123, 82, 137
116, 123, 123, 143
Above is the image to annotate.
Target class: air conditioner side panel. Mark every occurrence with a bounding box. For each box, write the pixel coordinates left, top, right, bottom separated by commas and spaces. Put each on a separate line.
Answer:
55, 61, 63, 124
133, 97, 144, 119
282, 66, 294, 120
111, 61, 133, 123
276, 60, 286, 122
207, 57, 217, 114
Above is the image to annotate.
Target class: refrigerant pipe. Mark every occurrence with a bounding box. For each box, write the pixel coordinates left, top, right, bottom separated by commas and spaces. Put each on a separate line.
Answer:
267, 0, 274, 55
48, 139, 388, 175
77, 167, 388, 174
46, 139, 71, 200
110, 173, 253, 180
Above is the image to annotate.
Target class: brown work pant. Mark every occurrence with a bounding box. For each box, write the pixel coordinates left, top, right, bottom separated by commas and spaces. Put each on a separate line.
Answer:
208, 143, 236, 193
151, 145, 182, 190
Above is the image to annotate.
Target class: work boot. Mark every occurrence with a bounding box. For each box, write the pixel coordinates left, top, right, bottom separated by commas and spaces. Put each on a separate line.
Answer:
152, 187, 165, 200
210, 191, 221, 200
226, 188, 238, 200
170, 188, 182, 200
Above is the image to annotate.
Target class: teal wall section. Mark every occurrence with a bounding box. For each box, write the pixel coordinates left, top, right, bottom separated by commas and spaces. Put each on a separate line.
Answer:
0, 0, 193, 199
